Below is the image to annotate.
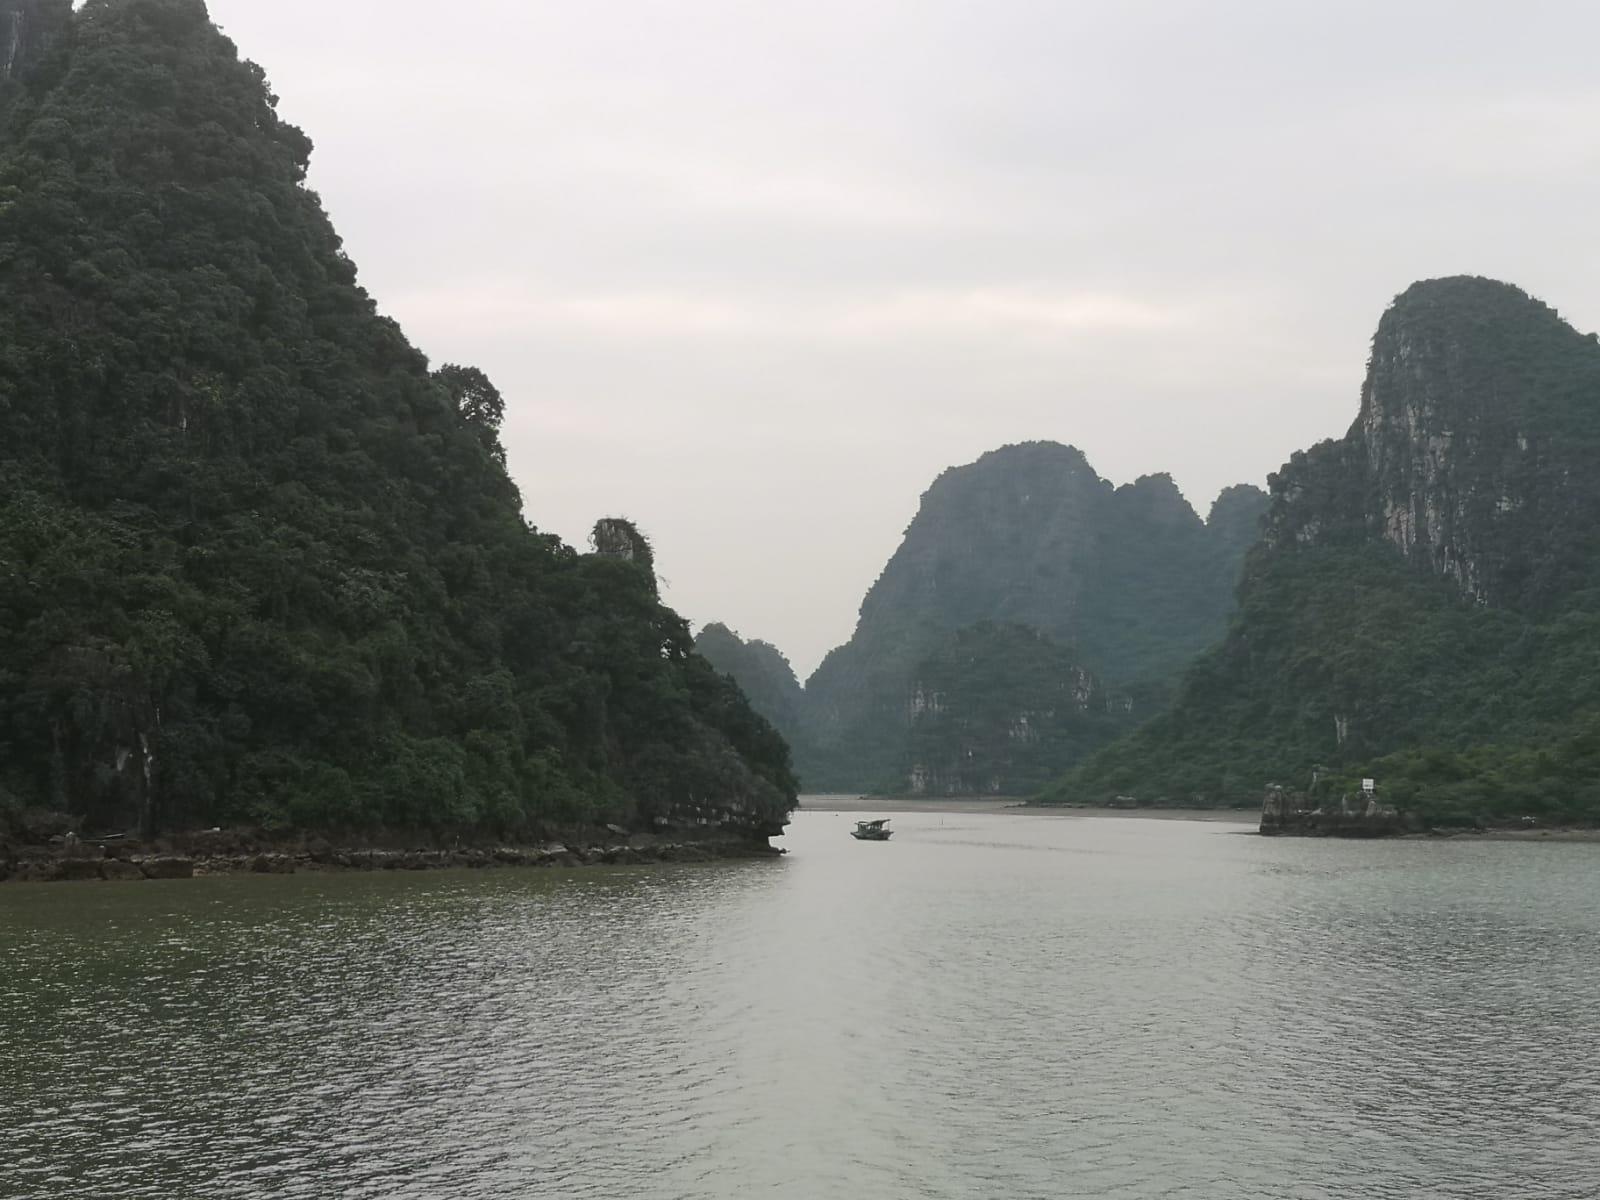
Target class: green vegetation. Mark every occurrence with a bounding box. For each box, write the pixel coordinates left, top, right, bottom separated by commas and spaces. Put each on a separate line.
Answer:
0, 0, 794, 840
797, 443, 1265, 793
1049, 278, 1600, 826
694, 624, 807, 743
900, 622, 1135, 795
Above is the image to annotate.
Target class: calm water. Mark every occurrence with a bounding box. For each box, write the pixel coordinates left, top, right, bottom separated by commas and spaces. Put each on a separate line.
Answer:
3, 808, 1600, 1199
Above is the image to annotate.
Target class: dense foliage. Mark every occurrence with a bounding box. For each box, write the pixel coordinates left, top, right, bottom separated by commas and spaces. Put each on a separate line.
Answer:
795, 443, 1265, 792
899, 622, 1136, 795
694, 624, 807, 741
1049, 278, 1600, 825
0, 0, 795, 839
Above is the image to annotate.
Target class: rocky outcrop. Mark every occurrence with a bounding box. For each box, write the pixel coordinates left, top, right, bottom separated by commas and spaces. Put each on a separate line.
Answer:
800, 442, 1266, 791
1362, 281, 1524, 603
0, 827, 778, 883
1266, 277, 1600, 612
1, 0, 68, 84
1259, 784, 1408, 837
139, 857, 195, 880
1058, 276, 1600, 822
590, 517, 656, 580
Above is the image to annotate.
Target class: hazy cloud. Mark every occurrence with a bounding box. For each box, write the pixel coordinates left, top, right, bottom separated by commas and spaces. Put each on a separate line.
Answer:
208, 0, 1600, 675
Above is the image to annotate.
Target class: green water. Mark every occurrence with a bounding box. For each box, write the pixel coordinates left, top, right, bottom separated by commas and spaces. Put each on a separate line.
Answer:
4, 809, 1599, 1198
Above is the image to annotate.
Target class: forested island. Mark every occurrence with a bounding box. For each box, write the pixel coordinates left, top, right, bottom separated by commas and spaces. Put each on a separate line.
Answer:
700, 445, 1267, 795
0, 0, 795, 878
1049, 277, 1600, 829
4, 2, 1597, 874
706, 280, 1600, 833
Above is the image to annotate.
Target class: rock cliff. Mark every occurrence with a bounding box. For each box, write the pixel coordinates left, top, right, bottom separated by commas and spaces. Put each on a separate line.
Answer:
1265, 277, 1600, 608
0, 0, 68, 85
0, 0, 795, 843
771, 442, 1265, 792
1054, 277, 1600, 826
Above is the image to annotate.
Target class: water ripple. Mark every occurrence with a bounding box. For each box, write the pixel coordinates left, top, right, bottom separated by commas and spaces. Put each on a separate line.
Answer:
3, 813, 1599, 1198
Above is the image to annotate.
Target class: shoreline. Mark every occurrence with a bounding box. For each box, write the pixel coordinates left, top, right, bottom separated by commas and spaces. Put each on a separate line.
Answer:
1406, 827, 1600, 843
15, 807, 1594, 882
801, 796, 1255, 822
0, 830, 782, 884
802, 798, 1600, 841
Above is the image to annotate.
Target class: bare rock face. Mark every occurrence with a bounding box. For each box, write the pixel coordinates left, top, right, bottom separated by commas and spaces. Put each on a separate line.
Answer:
1267, 277, 1600, 613
1259, 783, 1408, 838
1360, 280, 1549, 605
1259, 784, 1289, 833
590, 517, 655, 577
140, 857, 196, 880
0, 0, 68, 83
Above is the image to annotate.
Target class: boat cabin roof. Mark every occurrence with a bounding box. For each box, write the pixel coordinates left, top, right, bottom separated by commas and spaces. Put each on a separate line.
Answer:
855, 818, 891, 827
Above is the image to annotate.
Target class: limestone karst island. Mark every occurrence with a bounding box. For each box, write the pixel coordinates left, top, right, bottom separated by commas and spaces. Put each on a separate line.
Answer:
4, 3, 1600, 1199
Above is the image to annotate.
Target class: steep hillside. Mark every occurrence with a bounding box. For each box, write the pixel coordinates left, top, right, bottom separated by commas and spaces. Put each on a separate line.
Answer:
1053, 277, 1600, 824
899, 623, 1129, 796
694, 624, 807, 745
1, 0, 68, 88
0, 0, 794, 840
802, 443, 1266, 791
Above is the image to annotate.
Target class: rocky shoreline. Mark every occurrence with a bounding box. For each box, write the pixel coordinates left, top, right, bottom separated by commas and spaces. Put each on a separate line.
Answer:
1254, 783, 1600, 839
0, 825, 782, 884
1258, 783, 1409, 837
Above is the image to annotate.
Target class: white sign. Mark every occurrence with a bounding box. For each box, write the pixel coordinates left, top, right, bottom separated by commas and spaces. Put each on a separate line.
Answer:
1361, 778, 1376, 794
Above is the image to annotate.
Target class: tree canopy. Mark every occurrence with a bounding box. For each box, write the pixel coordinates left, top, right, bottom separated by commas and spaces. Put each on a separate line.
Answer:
795, 443, 1265, 792
1047, 278, 1600, 826
0, 0, 795, 839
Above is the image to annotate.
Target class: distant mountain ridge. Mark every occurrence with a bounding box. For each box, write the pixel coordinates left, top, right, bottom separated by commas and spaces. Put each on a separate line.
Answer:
694, 624, 807, 744
700, 442, 1266, 793
1053, 277, 1600, 824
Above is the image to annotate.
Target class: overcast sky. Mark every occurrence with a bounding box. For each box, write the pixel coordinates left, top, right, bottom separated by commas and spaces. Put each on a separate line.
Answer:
206, 0, 1600, 678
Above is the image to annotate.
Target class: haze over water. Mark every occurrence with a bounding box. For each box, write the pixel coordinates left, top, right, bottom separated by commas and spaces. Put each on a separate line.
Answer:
5, 809, 1599, 1199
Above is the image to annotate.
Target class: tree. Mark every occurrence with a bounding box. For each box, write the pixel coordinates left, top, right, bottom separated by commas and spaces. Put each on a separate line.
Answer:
435, 364, 505, 430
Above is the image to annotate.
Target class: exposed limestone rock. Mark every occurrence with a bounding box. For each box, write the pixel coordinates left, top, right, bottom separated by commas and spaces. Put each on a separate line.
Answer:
1259, 783, 1407, 837
140, 857, 196, 880
1268, 277, 1600, 614
0, 0, 68, 84
590, 517, 655, 578
249, 853, 296, 874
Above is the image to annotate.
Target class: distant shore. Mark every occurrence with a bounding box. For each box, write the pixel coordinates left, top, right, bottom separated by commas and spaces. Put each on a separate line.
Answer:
799, 798, 1600, 840
799, 796, 1254, 822
1412, 827, 1600, 843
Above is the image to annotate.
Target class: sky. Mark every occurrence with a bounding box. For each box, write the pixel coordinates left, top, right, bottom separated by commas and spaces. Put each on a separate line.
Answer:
205, 0, 1600, 678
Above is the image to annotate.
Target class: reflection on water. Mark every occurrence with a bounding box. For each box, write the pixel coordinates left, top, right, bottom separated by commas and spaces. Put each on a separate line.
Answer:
3, 811, 1599, 1199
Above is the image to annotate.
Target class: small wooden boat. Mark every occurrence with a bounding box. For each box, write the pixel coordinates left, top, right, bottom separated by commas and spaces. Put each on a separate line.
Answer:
850, 818, 892, 841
